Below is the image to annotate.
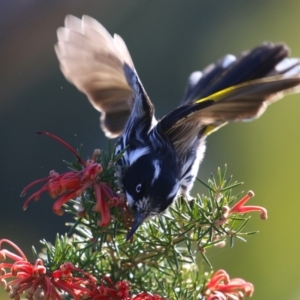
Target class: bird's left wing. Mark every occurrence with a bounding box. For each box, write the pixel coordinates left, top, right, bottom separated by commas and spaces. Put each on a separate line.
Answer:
156, 43, 300, 159
55, 15, 152, 138
181, 43, 297, 103
157, 75, 300, 158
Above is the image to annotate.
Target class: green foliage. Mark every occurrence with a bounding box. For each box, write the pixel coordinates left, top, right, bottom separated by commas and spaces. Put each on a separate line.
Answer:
33, 147, 260, 299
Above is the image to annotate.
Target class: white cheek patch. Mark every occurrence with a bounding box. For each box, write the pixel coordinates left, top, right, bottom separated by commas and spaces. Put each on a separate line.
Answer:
126, 192, 134, 207
151, 159, 161, 185
127, 147, 150, 165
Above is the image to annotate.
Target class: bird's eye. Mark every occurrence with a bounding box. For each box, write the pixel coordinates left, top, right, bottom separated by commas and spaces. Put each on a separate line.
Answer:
136, 183, 142, 193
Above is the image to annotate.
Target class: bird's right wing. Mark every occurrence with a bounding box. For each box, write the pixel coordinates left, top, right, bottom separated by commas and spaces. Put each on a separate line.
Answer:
55, 15, 152, 138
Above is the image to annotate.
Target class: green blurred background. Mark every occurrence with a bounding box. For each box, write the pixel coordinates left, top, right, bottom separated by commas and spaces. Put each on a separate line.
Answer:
1, 1, 300, 299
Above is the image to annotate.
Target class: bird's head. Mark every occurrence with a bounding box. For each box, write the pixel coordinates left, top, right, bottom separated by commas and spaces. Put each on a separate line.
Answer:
123, 151, 180, 240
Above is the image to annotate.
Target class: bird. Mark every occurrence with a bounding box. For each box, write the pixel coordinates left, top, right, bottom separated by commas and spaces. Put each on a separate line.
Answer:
55, 15, 300, 240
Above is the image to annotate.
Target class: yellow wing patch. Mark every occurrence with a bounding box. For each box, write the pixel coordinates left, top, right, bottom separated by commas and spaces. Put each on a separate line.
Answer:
203, 123, 227, 137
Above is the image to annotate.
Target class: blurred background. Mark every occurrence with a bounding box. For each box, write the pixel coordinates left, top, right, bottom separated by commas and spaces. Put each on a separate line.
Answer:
1, 0, 300, 299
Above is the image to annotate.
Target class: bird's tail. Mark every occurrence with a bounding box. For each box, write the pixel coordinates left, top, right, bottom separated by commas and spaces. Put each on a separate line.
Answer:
181, 43, 300, 105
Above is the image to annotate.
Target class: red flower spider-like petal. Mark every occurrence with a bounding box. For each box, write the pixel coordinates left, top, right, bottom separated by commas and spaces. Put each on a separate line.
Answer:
20, 133, 119, 227
21, 132, 132, 229
230, 191, 268, 220
0, 239, 62, 300
22, 162, 103, 214
94, 183, 111, 227
115, 280, 130, 298
203, 269, 254, 299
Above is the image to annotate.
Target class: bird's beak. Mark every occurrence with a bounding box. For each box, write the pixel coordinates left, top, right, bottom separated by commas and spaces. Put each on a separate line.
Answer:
126, 212, 145, 241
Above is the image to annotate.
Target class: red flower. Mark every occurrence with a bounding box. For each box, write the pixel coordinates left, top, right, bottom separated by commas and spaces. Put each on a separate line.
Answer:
230, 191, 267, 220
0, 239, 166, 300
21, 132, 129, 227
87, 276, 130, 300
203, 269, 254, 299
50, 262, 100, 299
0, 239, 132, 300
0, 239, 60, 300
215, 190, 267, 226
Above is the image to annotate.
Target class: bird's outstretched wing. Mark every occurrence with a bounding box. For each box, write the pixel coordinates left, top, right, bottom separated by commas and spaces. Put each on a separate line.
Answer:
157, 44, 300, 158
181, 43, 300, 103
55, 15, 152, 138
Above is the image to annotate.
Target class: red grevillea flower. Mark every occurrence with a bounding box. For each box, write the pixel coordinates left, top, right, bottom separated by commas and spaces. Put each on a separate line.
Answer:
230, 191, 267, 220
0, 239, 59, 300
0, 239, 133, 300
89, 278, 165, 300
21, 132, 128, 227
215, 190, 267, 226
202, 269, 254, 300
0, 239, 165, 300
50, 262, 100, 300
86, 276, 130, 300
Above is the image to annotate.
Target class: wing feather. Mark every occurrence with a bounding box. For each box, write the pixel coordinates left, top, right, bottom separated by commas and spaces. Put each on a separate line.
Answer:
162, 43, 300, 159
162, 75, 300, 158
181, 43, 296, 104
55, 15, 136, 137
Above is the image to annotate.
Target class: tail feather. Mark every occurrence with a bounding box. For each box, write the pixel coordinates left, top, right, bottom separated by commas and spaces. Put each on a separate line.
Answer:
162, 74, 300, 158
181, 43, 299, 104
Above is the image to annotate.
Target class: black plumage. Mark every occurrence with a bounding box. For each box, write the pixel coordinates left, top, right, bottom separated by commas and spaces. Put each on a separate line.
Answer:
55, 15, 300, 239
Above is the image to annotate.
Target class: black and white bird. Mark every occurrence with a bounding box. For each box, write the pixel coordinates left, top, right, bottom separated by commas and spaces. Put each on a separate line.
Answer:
55, 15, 300, 239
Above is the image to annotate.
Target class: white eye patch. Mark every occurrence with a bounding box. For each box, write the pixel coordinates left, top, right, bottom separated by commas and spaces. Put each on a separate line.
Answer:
136, 183, 142, 193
